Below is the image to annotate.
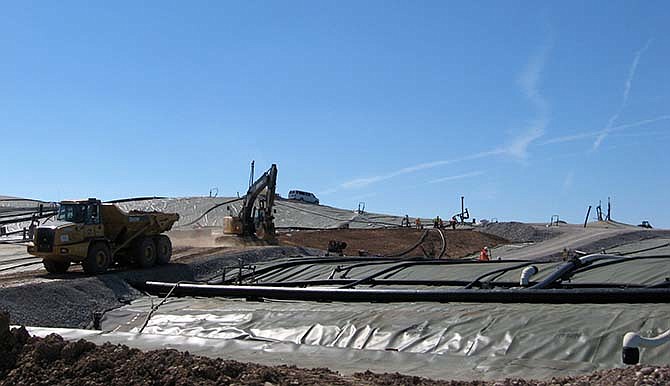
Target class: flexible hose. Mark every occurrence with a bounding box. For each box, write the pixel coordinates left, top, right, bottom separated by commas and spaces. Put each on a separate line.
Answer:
104, 196, 168, 204
530, 254, 628, 289
464, 262, 536, 289
385, 230, 430, 257
180, 197, 244, 227
275, 201, 403, 228
436, 228, 447, 259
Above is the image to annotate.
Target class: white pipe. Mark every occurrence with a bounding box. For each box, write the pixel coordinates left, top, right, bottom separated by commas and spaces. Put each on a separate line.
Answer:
519, 265, 538, 286
622, 328, 670, 364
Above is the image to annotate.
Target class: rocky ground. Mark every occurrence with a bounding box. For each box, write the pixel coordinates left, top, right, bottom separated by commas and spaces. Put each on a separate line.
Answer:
475, 222, 558, 244
1, 313, 668, 386
0, 246, 321, 329
278, 228, 507, 258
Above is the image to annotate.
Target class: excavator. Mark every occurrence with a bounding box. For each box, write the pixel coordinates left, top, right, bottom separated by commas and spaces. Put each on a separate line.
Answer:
223, 163, 278, 243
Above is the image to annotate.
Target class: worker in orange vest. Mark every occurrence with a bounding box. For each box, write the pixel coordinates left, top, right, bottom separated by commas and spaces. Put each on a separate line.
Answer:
479, 246, 490, 261
415, 218, 422, 229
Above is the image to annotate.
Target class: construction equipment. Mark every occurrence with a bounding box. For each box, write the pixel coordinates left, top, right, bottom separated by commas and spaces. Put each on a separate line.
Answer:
224, 164, 278, 242
26, 198, 179, 275
638, 221, 653, 229
451, 196, 470, 223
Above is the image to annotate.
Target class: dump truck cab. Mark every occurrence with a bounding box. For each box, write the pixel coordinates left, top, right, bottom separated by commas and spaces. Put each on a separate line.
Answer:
27, 198, 179, 275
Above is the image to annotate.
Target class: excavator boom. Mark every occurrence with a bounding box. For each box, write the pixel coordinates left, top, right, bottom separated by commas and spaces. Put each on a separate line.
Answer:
224, 164, 278, 241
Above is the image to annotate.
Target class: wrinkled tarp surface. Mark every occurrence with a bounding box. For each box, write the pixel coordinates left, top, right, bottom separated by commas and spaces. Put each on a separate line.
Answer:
22, 325, 602, 381
101, 298, 670, 380
206, 253, 670, 288
100, 246, 670, 379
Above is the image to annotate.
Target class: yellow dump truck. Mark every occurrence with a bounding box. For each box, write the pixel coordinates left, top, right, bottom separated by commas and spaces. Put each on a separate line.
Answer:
27, 198, 179, 275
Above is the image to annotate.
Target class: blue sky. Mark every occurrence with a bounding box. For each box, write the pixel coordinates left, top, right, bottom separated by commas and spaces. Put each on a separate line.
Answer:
1, 1, 669, 226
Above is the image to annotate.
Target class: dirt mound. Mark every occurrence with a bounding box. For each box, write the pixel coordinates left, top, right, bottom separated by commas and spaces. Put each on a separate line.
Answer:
0, 315, 669, 385
477, 222, 556, 243
278, 228, 507, 258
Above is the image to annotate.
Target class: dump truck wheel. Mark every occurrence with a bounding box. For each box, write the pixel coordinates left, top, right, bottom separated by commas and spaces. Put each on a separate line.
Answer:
155, 235, 172, 265
43, 259, 71, 274
83, 242, 111, 275
135, 237, 156, 268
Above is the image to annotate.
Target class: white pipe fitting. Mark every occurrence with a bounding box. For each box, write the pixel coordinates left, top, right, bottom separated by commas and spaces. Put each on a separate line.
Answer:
622, 328, 670, 364
519, 266, 538, 286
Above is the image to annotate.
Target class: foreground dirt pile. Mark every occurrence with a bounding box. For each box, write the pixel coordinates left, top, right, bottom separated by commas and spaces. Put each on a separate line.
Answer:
279, 228, 507, 258
1, 315, 669, 386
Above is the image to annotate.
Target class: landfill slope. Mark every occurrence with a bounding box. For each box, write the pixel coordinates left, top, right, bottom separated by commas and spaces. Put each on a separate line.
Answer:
278, 228, 507, 258
114, 197, 423, 230
477, 221, 670, 260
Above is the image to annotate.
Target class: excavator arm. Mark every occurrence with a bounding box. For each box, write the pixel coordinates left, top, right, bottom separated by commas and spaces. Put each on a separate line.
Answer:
238, 164, 278, 239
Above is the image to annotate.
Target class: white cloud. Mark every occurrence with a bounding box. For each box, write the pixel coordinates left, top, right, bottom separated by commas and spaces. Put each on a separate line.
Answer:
593, 39, 652, 150
322, 43, 550, 194
503, 43, 552, 159
518, 45, 550, 119
563, 171, 574, 191
500, 122, 547, 158
540, 115, 670, 145
429, 171, 485, 184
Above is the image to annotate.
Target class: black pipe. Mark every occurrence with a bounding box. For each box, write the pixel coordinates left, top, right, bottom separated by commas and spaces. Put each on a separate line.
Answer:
464, 262, 538, 289
0, 211, 57, 226
365, 259, 534, 286
246, 279, 646, 289
584, 205, 592, 228
139, 281, 670, 304
385, 230, 429, 257
214, 256, 416, 284
216, 257, 529, 285
181, 197, 245, 227
338, 260, 413, 279
275, 201, 402, 228
104, 196, 168, 204
530, 258, 583, 289
572, 255, 670, 276
436, 228, 446, 259
340, 259, 489, 289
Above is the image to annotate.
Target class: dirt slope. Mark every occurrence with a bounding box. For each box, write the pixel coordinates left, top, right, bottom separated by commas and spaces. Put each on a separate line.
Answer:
278, 228, 507, 258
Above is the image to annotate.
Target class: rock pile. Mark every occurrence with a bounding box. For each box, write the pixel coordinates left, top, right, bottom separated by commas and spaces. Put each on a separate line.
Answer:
477, 222, 557, 243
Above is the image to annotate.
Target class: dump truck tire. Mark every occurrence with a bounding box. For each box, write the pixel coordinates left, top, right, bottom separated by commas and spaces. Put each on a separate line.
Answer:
135, 237, 156, 268
43, 259, 71, 274
83, 242, 111, 275
155, 235, 172, 265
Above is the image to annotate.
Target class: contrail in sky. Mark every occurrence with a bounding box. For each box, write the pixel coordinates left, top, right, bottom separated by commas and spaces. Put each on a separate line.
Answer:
320, 44, 551, 195
593, 39, 652, 150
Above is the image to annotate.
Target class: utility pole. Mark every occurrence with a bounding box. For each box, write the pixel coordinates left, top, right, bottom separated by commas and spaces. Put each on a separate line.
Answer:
606, 197, 611, 221
596, 200, 603, 221
248, 160, 255, 189
584, 205, 592, 228
461, 196, 465, 223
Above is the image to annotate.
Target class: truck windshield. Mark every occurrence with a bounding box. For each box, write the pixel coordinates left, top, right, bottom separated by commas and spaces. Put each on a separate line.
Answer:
57, 204, 87, 223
